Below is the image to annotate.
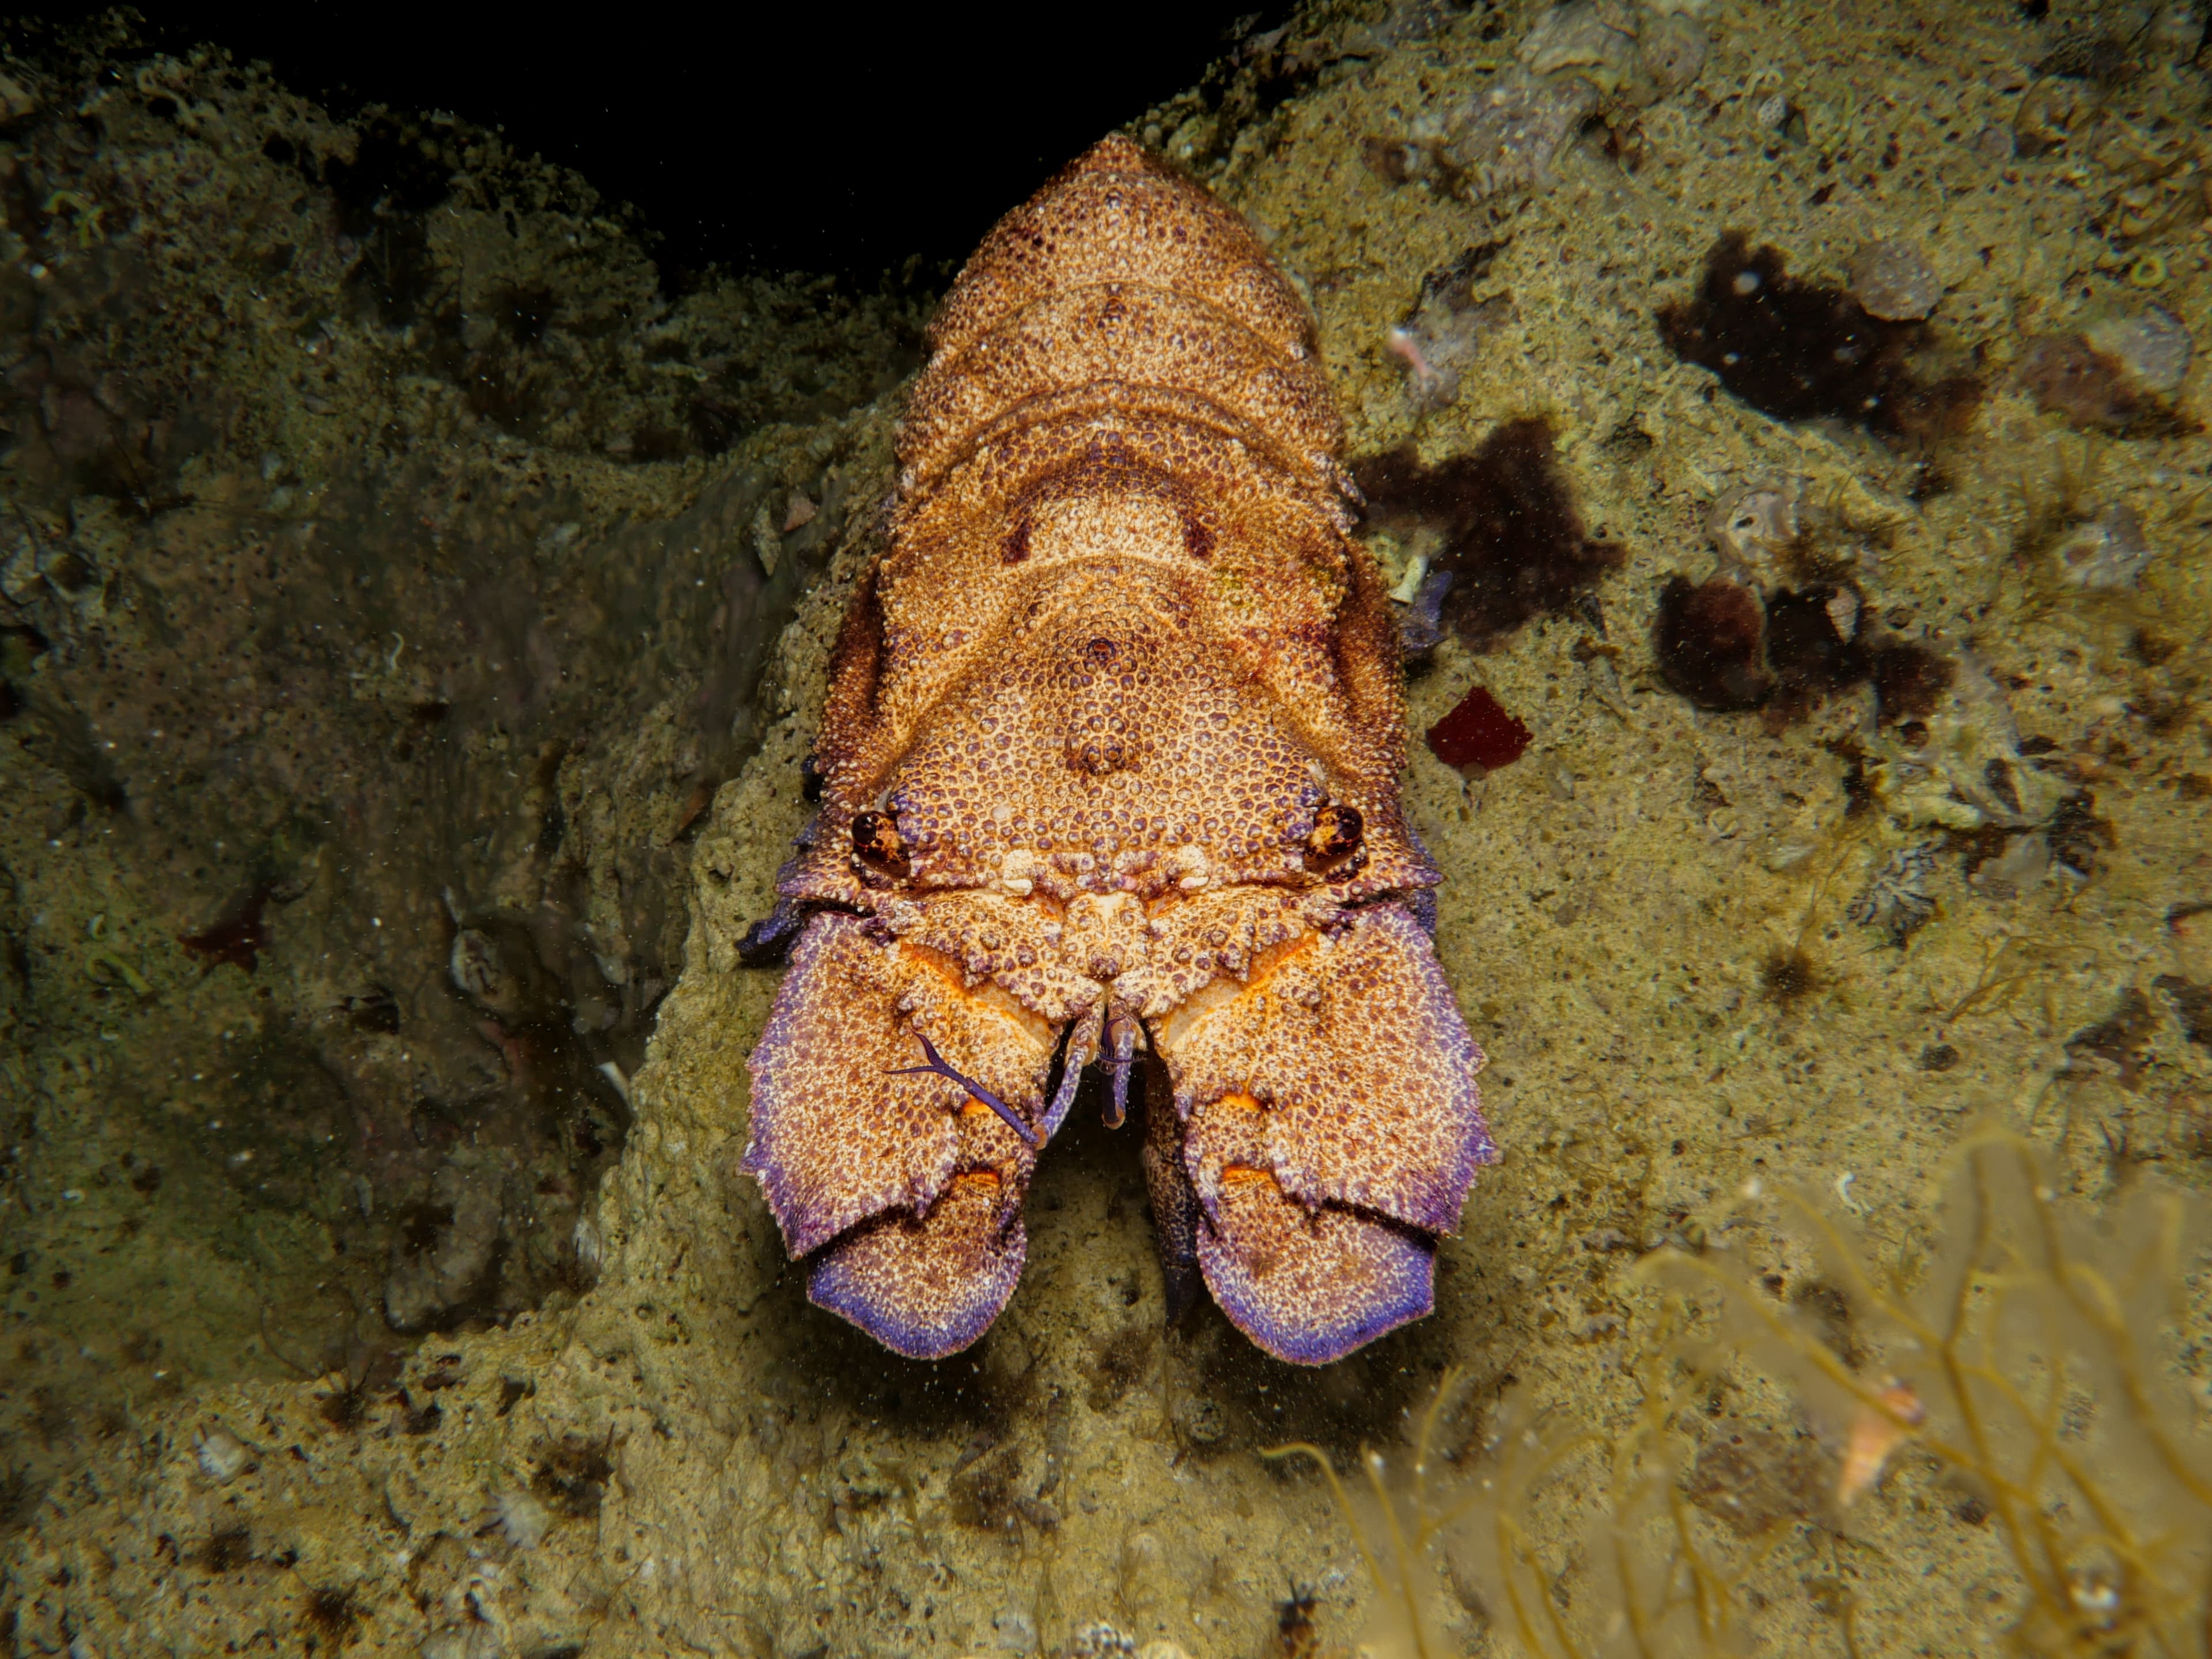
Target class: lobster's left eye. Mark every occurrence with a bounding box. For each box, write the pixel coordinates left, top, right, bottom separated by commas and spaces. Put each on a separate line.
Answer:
1305, 803, 1364, 873
850, 811, 911, 879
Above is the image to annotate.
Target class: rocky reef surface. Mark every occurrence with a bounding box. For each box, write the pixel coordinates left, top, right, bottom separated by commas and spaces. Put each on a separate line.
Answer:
3, 2, 2210, 1656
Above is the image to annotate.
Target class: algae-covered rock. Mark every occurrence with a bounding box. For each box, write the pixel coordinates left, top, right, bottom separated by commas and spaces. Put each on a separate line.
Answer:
0, 22, 903, 1517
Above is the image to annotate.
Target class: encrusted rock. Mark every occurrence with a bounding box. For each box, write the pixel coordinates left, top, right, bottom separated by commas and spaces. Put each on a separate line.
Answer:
1880, 656, 2065, 830
1065, 1627, 1138, 1659
2083, 304, 2193, 395
2014, 77, 2092, 156
2052, 503, 2153, 590
384, 1159, 508, 1332
0, 70, 37, 123
1518, 3, 1638, 91
1388, 246, 1514, 410
1638, 12, 1710, 95
1412, 67, 1601, 200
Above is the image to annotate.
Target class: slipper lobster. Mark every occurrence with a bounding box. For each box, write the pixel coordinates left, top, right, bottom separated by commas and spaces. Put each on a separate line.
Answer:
739, 136, 1497, 1364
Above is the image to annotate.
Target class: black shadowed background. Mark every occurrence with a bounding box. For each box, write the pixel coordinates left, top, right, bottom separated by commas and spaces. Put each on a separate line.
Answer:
9, 1, 1286, 282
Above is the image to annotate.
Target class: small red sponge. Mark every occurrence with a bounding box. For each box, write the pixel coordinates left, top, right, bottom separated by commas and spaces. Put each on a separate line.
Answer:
1426, 684, 1531, 771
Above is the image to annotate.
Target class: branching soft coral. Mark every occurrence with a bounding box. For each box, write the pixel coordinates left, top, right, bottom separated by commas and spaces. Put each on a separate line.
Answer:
1267, 1127, 2211, 1658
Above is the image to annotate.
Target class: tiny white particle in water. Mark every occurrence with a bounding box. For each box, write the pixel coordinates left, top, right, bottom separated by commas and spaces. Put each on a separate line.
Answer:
597, 1060, 631, 1107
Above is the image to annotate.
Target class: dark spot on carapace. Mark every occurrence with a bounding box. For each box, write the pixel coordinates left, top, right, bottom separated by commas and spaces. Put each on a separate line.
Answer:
1183, 512, 1215, 559
1003, 513, 1032, 564
1656, 232, 1980, 441
1355, 417, 1620, 650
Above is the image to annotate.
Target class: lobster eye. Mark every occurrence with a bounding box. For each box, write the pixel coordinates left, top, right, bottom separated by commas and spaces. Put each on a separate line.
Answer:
1305, 803, 1365, 873
850, 811, 911, 880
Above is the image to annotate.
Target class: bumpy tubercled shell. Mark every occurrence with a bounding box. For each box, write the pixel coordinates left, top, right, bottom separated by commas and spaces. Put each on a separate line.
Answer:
741, 137, 1497, 1365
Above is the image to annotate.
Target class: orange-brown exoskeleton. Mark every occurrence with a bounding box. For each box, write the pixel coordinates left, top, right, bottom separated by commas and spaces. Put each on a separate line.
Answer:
740, 137, 1495, 1363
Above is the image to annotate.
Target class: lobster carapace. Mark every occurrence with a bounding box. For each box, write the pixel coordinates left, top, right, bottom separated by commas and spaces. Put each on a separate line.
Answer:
741, 136, 1497, 1365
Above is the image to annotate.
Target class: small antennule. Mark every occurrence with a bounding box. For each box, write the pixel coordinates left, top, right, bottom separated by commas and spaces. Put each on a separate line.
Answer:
887, 1031, 1040, 1149
1102, 1006, 1143, 1129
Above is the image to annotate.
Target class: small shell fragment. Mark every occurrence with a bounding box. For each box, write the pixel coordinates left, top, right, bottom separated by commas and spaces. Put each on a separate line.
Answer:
1838, 1380, 1925, 1505
1764, 841, 1816, 873
194, 1423, 251, 1483
1847, 240, 1941, 321
1848, 842, 1940, 945
2082, 304, 2192, 395
2052, 504, 2152, 590
1707, 475, 1807, 578
1517, 2, 1638, 90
